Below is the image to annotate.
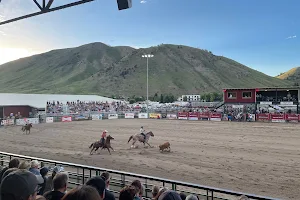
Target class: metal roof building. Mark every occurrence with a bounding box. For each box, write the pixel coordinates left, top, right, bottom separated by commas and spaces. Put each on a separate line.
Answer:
0, 93, 116, 109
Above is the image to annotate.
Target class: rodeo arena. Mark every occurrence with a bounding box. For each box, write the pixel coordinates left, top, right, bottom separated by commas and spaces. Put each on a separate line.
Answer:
0, 87, 299, 200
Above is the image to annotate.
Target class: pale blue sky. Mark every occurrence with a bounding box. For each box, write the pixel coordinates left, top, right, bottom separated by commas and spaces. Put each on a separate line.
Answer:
0, 0, 299, 76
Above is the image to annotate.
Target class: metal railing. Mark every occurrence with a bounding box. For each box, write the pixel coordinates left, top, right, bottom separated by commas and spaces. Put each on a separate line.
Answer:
0, 152, 280, 200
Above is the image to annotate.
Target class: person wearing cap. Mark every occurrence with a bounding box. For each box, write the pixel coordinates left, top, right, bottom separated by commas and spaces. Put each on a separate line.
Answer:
85, 176, 106, 200
43, 173, 68, 200
0, 158, 20, 183
100, 130, 108, 146
0, 169, 38, 200
38, 167, 49, 195
44, 166, 62, 193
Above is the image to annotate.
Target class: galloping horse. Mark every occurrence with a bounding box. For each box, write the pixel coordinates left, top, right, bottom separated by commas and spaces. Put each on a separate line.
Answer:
128, 131, 154, 148
89, 135, 115, 155
21, 123, 32, 134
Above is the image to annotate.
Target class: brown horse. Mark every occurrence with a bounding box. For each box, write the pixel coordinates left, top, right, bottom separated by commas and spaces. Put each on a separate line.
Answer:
21, 123, 32, 134
128, 131, 154, 148
89, 135, 115, 155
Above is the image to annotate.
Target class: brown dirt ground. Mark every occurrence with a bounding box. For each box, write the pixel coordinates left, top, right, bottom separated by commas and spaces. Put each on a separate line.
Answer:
0, 119, 299, 199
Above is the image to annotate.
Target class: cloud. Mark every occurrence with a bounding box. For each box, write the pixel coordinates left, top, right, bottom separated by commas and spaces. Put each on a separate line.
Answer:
286, 35, 297, 39
140, 0, 147, 3
0, 30, 6, 36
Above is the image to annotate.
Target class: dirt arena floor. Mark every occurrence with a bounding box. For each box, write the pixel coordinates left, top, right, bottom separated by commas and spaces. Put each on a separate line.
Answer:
0, 119, 299, 199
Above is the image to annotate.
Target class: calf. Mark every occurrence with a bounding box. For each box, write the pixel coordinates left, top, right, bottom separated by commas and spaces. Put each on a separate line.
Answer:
159, 142, 170, 152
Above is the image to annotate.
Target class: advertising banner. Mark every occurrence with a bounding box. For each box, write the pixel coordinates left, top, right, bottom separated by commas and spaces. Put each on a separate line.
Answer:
108, 114, 118, 119
62, 116, 72, 122
138, 113, 148, 119
46, 117, 54, 123
178, 112, 188, 120
188, 112, 199, 120
92, 114, 102, 120
210, 113, 222, 121
125, 113, 135, 119
149, 113, 161, 119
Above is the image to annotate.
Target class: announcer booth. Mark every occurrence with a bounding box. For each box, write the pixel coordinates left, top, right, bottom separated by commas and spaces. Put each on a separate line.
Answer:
223, 88, 256, 121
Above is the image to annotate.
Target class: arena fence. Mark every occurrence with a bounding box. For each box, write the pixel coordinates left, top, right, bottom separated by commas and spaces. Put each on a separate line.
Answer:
0, 152, 279, 200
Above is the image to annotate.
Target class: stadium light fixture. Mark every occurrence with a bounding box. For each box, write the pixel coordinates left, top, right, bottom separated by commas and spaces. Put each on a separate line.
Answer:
0, 0, 132, 26
142, 54, 154, 118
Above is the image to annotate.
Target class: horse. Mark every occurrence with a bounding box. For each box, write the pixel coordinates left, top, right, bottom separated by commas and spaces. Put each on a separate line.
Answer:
128, 131, 154, 149
21, 123, 32, 134
89, 135, 115, 155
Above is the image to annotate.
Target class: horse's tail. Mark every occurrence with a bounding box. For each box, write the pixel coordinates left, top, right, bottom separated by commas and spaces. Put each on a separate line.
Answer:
89, 143, 93, 148
128, 135, 133, 143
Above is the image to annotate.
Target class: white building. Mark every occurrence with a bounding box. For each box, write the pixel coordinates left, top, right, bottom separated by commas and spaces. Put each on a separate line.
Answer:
178, 95, 201, 102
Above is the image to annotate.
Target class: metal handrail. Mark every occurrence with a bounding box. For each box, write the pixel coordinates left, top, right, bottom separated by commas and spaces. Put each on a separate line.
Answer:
0, 151, 280, 200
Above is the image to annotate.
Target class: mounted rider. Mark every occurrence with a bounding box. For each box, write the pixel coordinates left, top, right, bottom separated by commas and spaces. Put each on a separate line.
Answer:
140, 126, 146, 141
100, 130, 108, 146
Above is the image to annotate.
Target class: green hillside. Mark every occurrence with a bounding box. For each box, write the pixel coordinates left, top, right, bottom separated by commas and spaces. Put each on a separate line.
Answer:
0, 42, 292, 97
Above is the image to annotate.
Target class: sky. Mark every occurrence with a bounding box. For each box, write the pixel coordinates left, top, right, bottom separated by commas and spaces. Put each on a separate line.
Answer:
0, 0, 299, 76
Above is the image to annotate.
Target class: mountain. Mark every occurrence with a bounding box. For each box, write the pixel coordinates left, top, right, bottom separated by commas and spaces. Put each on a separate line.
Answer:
0, 42, 292, 97
276, 67, 300, 83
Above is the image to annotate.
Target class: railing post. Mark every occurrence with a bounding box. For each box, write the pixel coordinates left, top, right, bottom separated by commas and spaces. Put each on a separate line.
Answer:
145, 179, 148, 199
121, 174, 126, 188
172, 183, 176, 191
82, 168, 85, 184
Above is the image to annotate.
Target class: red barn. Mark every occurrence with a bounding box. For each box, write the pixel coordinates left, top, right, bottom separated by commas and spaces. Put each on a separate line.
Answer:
223, 88, 256, 104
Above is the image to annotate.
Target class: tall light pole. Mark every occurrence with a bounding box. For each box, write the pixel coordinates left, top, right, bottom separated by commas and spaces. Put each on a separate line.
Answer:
142, 54, 154, 118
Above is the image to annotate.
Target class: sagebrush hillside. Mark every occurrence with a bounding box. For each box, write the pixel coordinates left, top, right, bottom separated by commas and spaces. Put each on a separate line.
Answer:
0, 42, 291, 96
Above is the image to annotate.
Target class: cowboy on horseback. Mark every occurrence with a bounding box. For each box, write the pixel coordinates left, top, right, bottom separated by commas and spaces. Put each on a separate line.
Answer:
100, 130, 107, 146
140, 126, 146, 141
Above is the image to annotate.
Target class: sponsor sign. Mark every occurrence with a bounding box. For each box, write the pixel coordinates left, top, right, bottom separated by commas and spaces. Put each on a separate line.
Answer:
108, 114, 118, 120
138, 113, 148, 119
280, 102, 294, 105
285, 114, 299, 122
125, 113, 135, 119
149, 113, 161, 119
210, 113, 222, 121
62, 116, 72, 122
3, 119, 15, 126
260, 102, 272, 105
271, 114, 285, 123
16, 118, 39, 125
178, 112, 188, 120
199, 112, 210, 119
188, 112, 199, 120
92, 114, 102, 120
46, 117, 54, 123
256, 113, 270, 121
167, 114, 177, 119
75, 115, 89, 120
232, 105, 244, 109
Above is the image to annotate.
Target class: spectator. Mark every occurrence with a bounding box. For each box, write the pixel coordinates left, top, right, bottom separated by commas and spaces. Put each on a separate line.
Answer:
238, 195, 249, 200
1, 167, 19, 181
44, 173, 68, 200
85, 176, 106, 200
185, 194, 198, 200
29, 160, 44, 184
158, 191, 181, 200
38, 167, 49, 195
0, 158, 20, 183
119, 185, 138, 200
179, 193, 186, 200
152, 186, 159, 199
100, 172, 115, 200
154, 188, 168, 200
62, 185, 101, 200
131, 180, 143, 200
19, 161, 31, 170
0, 170, 38, 200
44, 166, 63, 193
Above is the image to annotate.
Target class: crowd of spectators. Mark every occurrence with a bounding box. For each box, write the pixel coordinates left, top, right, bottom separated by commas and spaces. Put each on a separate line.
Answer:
0, 158, 250, 200
46, 101, 133, 114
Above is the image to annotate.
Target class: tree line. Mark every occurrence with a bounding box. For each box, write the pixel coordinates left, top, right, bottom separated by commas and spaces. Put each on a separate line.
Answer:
110, 92, 223, 104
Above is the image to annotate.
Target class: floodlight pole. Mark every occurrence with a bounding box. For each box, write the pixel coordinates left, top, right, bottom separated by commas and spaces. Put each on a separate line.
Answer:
142, 54, 154, 118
